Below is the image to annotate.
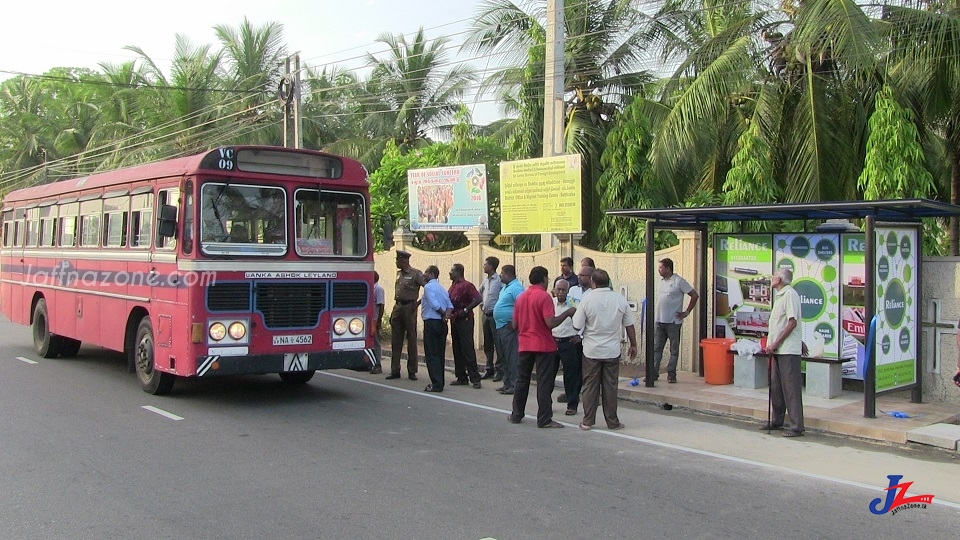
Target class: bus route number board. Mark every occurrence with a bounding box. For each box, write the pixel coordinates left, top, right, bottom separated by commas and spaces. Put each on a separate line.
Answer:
274, 334, 313, 346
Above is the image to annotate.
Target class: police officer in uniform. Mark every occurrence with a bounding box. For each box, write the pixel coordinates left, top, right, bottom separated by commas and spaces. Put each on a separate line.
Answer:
387, 250, 427, 380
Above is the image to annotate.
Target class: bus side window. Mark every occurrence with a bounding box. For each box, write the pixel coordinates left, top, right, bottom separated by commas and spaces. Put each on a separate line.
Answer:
39, 205, 57, 247
14, 208, 26, 247
58, 202, 78, 248
79, 199, 102, 247
25, 208, 40, 247
2, 210, 12, 248
156, 189, 179, 250
103, 196, 130, 248
182, 181, 194, 255
131, 193, 154, 248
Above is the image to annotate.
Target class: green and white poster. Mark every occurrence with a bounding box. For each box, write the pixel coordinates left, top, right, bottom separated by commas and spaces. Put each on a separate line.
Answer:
713, 234, 774, 339
840, 234, 866, 379
874, 227, 918, 391
774, 234, 841, 358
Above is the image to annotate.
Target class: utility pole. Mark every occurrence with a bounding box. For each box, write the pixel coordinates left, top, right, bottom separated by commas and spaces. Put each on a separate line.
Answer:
280, 54, 303, 149
542, 0, 565, 248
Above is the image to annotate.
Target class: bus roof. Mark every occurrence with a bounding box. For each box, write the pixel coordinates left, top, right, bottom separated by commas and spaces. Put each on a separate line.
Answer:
2, 146, 368, 205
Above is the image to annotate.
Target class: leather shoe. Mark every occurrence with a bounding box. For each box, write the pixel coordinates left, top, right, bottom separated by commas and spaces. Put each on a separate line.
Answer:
498, 387, 514, 395
608, 422, 625, 430
369, 367, 382, 374
480, 371, 494, 380
424, 384, 442, 393
472, 382, 482, 389
564, 408, 577, 416
450, 379, 469, 386
556, 393, 568, 403
408, 374, 417, 381
539, 420, 564, 429
492, 374, 503, 382
507, 415, 522, 424
385, 373, 401, 380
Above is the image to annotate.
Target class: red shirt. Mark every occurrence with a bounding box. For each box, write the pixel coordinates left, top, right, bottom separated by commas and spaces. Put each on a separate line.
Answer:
448, 279, 482, 319
514, 286, 557, 353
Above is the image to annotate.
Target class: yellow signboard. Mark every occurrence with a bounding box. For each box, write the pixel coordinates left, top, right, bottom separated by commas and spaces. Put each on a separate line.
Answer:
500, 155, 582, 234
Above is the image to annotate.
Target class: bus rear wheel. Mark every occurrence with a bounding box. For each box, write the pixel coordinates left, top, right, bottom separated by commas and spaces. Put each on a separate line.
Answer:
279, 370, 315, 384
32, 298, 62, 358
133, 317, 175, 395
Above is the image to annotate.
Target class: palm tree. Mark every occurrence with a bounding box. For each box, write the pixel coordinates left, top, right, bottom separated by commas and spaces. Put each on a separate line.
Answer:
364, 27, 476, 151
463, 0, 652, 245
126, 34, 227, 154
214, 18, 286, 145
637, 0, 881, 208
883, 1, 960, 254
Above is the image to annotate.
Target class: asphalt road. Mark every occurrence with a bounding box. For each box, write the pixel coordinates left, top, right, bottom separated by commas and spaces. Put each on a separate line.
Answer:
0, 317, 957, 539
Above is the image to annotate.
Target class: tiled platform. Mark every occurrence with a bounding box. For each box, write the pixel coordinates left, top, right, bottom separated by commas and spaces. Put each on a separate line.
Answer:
616, 365, 960, 445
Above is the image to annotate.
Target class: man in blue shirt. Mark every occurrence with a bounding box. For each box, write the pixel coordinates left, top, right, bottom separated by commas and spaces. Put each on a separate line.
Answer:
493, 264, 524, 394
421, 265, 453, 392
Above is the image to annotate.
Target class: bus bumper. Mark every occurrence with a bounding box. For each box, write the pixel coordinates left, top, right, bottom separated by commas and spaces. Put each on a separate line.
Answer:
195, 349, 374, 376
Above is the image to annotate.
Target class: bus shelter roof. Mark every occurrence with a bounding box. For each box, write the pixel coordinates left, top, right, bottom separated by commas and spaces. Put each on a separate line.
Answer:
605, 198, 960, 226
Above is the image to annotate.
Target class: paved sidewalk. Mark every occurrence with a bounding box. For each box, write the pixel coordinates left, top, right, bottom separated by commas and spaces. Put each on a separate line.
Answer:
383, 340, 960, 450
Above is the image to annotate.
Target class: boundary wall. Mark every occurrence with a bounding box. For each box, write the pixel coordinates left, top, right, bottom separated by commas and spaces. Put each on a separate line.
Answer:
374, 225, 960, 405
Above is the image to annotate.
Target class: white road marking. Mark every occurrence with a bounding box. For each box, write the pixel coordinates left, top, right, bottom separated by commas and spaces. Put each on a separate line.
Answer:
322, 371, 960, 510
141, 405, 184, 421
15, 356, 38, 364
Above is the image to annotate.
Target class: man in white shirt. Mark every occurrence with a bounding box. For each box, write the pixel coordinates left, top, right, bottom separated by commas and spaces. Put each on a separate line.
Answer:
572, 269, 637, 431
479, 256, 503, 380
568, 266, 594, 304
650, 258, 699, 383
552, 280, 581, 416
760, 268, 804, 437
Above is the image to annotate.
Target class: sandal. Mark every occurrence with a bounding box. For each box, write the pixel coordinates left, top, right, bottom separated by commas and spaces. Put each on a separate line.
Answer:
564, 409, 577, 416
782, 430, 804, 438
578, 422, 592, 431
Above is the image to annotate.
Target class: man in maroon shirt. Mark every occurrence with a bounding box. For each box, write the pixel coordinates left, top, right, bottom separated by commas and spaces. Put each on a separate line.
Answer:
508, 266, 577, 428
447, 263, 484, 388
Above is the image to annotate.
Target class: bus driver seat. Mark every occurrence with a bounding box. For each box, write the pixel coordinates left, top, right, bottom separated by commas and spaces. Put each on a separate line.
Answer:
230, 223, 250, 243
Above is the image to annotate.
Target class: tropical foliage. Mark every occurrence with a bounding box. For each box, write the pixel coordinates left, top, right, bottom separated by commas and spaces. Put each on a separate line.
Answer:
4, 2, 960, 254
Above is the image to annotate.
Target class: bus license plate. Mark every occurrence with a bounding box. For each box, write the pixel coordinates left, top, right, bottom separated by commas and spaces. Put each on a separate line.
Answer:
273, 334, 313, 346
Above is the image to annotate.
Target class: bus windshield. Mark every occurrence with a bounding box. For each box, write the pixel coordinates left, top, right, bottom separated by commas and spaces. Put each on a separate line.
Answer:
294, 189, 367, 257
200, 182, 286, 256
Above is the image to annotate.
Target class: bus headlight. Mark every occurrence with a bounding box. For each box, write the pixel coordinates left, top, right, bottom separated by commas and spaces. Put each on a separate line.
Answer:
228, 321, 246, 340
333, 318, 348, 335
209, 322, 227, 341
349, 318, 364, 335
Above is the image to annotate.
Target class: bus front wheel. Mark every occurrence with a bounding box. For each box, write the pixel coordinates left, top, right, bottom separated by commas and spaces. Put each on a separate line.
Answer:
60, 338, 82, 357
279, 370, 315, 384
32, 298, 62, 358
134, 317, 174, 395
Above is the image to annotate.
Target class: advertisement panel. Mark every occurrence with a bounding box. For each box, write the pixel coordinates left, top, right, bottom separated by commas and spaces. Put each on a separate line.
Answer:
774, 234, 842, 358
874, 227, 919, 392
500, 155, 582, 234
840, 233, 866, 379
713, 234, 774, 339
407, 164, 489, 231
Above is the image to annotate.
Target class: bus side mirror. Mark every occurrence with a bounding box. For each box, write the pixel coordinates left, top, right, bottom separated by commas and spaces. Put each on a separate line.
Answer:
158, 204, 178, 238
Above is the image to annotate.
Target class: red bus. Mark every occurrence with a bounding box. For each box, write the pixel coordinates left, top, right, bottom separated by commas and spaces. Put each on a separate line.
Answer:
1, 146, 376, 394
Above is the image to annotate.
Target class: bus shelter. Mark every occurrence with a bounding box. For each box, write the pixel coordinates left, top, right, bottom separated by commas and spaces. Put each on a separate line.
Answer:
606, 199, 960, 418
